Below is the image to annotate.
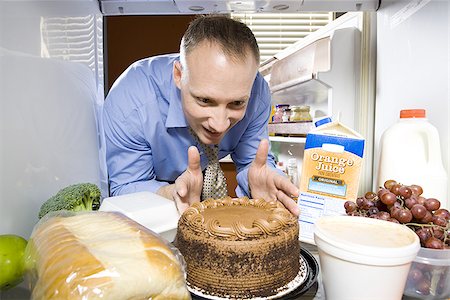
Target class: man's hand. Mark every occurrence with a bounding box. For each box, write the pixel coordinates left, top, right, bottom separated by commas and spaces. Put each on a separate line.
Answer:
248, 139, 300, 216
157, 146, 203, 214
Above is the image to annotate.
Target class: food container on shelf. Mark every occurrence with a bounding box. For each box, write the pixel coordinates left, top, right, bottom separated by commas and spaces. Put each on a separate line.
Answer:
314, 215, 420, 300
282, 108, 292, 122
272, 104, 289, 123
404, 247, 450, 299
99, 191, 180, 242
290, 105, 313, 122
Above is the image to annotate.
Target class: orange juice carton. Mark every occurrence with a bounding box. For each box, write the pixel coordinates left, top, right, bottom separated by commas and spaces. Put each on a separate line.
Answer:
298, 118, 365, 243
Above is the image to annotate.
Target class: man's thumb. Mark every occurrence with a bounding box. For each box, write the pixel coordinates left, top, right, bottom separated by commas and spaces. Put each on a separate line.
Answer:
254, 139, 269, 167
187, 146, 201, 173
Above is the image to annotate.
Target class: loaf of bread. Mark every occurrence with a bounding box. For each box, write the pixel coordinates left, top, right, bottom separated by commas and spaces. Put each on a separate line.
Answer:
26, 211, 191, 300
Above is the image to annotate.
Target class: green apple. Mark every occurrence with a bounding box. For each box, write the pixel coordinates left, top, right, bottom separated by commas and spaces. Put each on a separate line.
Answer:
0, 234, 28, 290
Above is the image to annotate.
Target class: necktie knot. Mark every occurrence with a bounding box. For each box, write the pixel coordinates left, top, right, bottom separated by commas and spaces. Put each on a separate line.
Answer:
204, 144, 219, 161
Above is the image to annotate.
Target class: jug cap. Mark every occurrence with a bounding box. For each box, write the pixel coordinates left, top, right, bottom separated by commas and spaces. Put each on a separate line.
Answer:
400, 109, 426, 119
315, 117, 332, 127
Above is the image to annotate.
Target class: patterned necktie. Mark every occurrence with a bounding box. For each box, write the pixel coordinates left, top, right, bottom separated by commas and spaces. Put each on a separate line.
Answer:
189, 128, 228, 200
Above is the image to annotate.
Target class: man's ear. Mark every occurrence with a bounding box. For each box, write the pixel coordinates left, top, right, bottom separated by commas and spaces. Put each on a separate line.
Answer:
173, 60, 183, 89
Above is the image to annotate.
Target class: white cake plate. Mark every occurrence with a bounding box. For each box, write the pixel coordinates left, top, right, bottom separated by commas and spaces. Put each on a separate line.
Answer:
188, 255, 309, 300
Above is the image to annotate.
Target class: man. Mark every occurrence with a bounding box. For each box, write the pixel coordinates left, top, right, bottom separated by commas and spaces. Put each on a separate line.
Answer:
103, 15, 299, 216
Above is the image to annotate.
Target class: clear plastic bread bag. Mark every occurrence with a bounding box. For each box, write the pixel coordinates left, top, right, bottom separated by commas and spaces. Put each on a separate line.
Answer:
24, 211, 191, 300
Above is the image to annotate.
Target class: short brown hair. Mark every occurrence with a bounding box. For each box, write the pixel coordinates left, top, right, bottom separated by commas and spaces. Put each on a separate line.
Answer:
180, 15, 260, 65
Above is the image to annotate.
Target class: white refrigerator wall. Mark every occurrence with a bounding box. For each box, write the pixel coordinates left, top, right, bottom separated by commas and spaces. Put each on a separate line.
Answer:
374, 0, 450, 207
0, 1, 106, 239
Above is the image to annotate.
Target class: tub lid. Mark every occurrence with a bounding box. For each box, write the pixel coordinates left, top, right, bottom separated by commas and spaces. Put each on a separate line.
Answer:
314, 216, 420, 264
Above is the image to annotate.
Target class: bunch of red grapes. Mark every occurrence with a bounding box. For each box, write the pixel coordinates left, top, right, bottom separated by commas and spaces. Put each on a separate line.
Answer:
344, 180, 450, 249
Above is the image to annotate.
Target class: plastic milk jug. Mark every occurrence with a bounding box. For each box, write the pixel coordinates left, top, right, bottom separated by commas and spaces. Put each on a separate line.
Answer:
377, 109, 448, 207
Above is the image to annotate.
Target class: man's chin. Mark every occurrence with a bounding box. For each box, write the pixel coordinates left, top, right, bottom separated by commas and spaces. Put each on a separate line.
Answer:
201, 132, 223, 145
203, 137, 222, 145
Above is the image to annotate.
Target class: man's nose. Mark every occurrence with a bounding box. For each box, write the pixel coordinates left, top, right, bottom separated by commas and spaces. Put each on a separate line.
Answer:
209, 109, 230, 133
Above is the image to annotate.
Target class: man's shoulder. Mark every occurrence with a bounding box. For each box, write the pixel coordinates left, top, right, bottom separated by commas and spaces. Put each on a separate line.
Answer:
137, 53, 179, 64
105, 54, 179, 118
253, 72, 269, 88
249, 72, 270, 104
109, 53, 179, 96
130, 53, 180, 74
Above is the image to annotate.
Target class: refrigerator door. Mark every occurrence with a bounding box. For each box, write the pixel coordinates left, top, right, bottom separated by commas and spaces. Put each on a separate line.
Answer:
0, 0, 106, 239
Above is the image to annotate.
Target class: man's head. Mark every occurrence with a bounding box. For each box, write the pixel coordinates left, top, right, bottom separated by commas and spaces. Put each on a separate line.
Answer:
173, 15, 260, 145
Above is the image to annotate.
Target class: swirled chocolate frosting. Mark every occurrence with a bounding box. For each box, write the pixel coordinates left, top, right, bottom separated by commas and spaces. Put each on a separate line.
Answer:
180, 197, 297, 239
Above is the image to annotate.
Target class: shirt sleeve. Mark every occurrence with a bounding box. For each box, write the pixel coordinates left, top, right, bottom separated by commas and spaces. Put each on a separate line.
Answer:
103, 67, 169, 196
233, 75, 278, 197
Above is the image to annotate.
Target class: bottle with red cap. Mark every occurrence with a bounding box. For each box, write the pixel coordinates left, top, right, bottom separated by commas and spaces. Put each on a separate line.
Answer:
376, 109, 448, 206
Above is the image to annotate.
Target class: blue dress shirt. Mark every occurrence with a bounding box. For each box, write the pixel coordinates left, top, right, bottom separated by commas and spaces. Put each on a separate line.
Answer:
103, 54, 277, 197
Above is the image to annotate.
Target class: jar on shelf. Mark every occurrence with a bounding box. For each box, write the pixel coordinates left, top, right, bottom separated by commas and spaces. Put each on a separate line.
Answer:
290, 105, 313, 122
273, 104, 289, 123
269, 105, 275, 124
282, 108, 292, 123
286, 158, 299, 186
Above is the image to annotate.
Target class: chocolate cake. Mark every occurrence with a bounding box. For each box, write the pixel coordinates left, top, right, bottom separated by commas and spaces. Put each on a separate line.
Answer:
175, 197, 300, 299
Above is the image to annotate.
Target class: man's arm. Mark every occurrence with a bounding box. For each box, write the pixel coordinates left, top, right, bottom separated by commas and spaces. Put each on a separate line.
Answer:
157, 146, 203, 213
103, 106, 169, 195
102, 67, 169, 196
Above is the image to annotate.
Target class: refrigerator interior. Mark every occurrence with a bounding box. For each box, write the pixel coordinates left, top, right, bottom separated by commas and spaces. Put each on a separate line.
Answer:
0, 0, 449, 298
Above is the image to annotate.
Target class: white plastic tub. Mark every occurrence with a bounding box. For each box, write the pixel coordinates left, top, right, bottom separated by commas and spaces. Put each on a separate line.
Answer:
314, 216, 420, 300
99, 191, 180, 242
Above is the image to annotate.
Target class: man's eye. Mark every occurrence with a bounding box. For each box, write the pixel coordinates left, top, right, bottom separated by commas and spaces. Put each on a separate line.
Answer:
232, 100, 246, 107
196, 97, 210, 104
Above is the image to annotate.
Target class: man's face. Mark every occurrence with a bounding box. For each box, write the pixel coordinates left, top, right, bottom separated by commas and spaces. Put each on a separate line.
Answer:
173, 41, 258, 145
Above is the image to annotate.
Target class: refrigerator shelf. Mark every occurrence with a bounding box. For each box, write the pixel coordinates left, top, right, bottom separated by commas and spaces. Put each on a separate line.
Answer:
269, 136, 307, 144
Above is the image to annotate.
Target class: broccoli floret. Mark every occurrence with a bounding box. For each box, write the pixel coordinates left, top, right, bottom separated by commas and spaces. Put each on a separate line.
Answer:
38, 183, 101, 219
84, 183, 101, 211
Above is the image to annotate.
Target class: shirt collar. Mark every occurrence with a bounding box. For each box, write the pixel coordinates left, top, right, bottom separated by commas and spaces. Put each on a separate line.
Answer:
165, 62, 188, 128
